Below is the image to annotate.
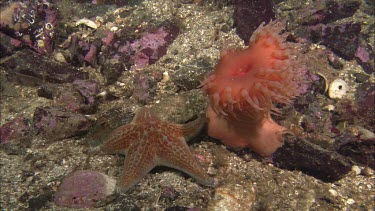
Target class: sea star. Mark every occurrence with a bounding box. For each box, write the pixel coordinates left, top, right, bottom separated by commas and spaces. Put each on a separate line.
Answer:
101, 107, 215, 192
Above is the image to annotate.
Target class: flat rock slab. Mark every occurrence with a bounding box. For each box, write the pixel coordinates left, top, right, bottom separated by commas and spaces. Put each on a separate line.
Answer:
0, 49, 89, 85
273, 137, 352, 182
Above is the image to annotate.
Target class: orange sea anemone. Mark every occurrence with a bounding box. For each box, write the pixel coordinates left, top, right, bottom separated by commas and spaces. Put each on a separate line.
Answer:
201, 20, 306, 156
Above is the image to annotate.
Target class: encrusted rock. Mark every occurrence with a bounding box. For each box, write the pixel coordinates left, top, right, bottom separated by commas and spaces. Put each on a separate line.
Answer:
33, 106, 95, 141
54, 170, 116, 208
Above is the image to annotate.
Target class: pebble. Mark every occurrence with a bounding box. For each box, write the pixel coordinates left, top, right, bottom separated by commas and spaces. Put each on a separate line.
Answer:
53, 52, 67, 63
329, 189, 338, 197
351, 165, 361, 175
346, 198, 355, 205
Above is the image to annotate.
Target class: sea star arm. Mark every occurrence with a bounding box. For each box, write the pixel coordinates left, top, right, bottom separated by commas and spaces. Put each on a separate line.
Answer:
157, 136, 216, 187
101, 124, 135, 155
119, 141, 157, 192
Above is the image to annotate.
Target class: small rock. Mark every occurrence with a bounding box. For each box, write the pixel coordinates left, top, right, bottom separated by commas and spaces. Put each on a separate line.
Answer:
54, 52, 67, 63
28, 192, 53, 210
328, 189, 338, 197
0, 116, 33, 144
346, 198, 355, 205
55, 80, 99, 114
54, 170, 116, 208
327, 53, 344, 69
160, 186, 180, 202
351, 165, 361, 175
33, 106, 95, 141
353, 73, 370, 83
362, 167, 374, 176
37, 85, 56, 100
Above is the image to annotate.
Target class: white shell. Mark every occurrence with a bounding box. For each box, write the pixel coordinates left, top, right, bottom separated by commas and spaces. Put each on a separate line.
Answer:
76, 18, 98, 29
328, 79, 349, 99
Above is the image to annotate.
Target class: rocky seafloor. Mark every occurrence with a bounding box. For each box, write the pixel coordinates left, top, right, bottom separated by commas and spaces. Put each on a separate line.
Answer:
0, 0, 374, 210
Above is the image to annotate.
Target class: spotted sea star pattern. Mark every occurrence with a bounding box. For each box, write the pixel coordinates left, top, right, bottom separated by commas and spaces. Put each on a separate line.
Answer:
101, 107, 215, 192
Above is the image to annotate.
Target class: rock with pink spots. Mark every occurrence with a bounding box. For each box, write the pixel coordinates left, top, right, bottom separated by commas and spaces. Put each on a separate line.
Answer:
54, 170, 116, 208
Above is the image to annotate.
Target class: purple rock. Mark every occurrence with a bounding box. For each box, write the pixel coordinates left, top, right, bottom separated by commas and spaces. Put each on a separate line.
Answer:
54, 170, 116, 208
233, 0, 275, 45
55, 80, 98, 114
130, 26, 179, 70
0, 116, 32, 144
72, 80, 99, 112
310, 23, 361, 60
297, 0, 360, 26
116, 24, 180, 71
84, 44, 98, 65
355, 45, 374, 74
293, 0, 373, 73
33, 106, 94, 141
355, 46, 370, 63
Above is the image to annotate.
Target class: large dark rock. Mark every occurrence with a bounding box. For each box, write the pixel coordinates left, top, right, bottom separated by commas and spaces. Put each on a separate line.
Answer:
299, 0, 361, 25
233, 0, 275, 45
310, 23, 361, 60
0, 49, 89, 86
0, 32, 22, 58
273, 137, 352, 182
335, 132, 375, 170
